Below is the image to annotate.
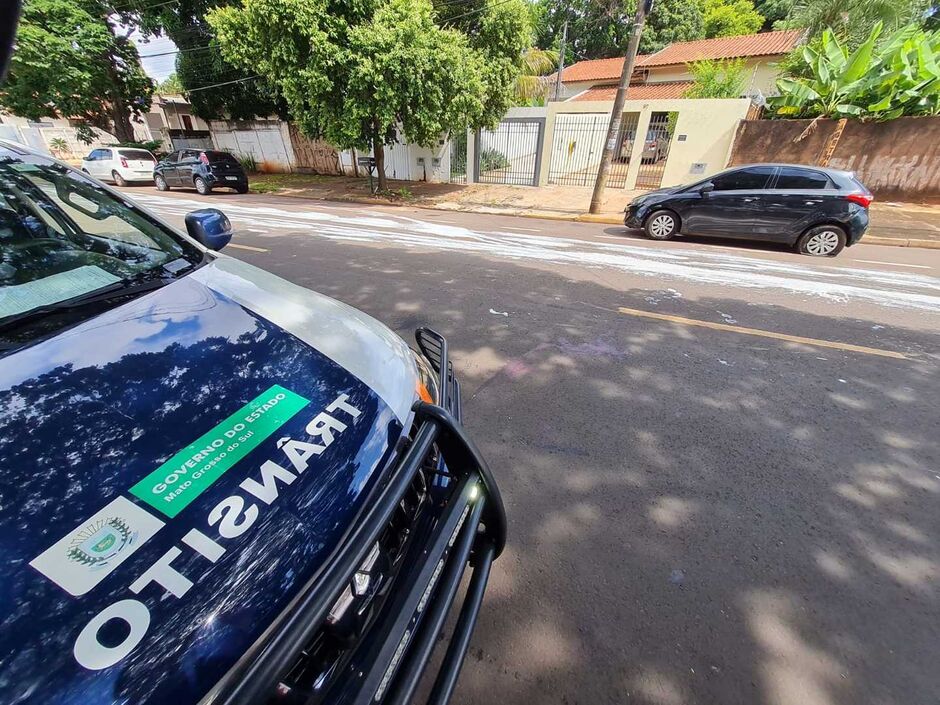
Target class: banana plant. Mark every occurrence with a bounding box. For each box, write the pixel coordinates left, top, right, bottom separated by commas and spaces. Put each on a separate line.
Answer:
769, 21, 940, 120
769, 22, 883, 119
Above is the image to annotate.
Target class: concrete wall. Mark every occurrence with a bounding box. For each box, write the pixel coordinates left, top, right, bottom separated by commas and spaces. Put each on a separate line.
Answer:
728, 117, 940, 200
0, 114, 150, 159
209, 119, 295, 173
541, 98, 751, 189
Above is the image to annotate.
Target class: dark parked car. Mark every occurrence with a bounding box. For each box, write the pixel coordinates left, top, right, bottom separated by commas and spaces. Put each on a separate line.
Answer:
624, 164, 873, 256
154, 149, 249, 195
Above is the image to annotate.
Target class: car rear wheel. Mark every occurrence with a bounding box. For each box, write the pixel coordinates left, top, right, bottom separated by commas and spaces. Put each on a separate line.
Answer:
797, 225, 846, 257
111, 171, 127, 187
644, 210, 678, 241
155, 174, 170, 191
194, 177, 211, 195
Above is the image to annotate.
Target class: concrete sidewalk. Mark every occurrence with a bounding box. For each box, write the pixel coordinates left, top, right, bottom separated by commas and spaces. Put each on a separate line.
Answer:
248, 173, 940, 248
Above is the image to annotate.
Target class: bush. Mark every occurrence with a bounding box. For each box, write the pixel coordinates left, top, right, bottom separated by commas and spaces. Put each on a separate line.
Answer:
109, 140, 164, 154
479, 147, 510, 172
237, 153, 258, 173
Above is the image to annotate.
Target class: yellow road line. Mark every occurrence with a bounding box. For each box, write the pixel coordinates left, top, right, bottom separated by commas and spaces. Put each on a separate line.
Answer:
617, 306, 907, 360
228, 243, 269, 253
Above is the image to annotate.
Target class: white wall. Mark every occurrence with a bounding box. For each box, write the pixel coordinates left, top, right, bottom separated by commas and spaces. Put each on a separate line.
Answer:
209, 119, 295, 173
541, 98, 751, 189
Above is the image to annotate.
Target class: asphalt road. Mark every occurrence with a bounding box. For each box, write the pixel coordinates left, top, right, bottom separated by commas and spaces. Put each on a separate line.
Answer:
124, 187, 940, 705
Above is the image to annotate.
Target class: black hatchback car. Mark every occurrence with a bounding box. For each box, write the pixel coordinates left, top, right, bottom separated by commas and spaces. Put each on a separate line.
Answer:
154, 149, 249, 195
624, 164, 873, 256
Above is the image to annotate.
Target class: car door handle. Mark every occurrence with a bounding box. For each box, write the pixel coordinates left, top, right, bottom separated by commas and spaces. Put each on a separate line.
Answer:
805, 199, 822, 205
742, 197, 756, 202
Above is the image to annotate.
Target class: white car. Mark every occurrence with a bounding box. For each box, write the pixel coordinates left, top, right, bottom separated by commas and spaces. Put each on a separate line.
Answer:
81, 147, 157, 186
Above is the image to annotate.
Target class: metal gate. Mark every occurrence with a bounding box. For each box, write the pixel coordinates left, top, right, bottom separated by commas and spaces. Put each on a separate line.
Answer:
449, 130, 467, 184
635, 111, 678, 190
474, 118, 545, 186
548, 112, 640, 188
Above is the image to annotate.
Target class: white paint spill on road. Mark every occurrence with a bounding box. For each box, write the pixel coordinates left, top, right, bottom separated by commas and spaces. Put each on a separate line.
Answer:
135, 193, 940, 313
489, 308, 509, 317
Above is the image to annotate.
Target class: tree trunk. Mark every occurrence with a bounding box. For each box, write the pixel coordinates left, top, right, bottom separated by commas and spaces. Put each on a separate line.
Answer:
372, 120, 387, 192
110, 101, 136, 144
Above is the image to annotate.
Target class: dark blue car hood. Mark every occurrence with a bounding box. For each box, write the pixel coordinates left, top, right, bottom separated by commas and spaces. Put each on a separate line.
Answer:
0, 267, 409, 704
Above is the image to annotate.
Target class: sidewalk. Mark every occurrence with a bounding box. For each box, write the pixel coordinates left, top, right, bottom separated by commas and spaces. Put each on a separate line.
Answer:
248, 173, 940, 249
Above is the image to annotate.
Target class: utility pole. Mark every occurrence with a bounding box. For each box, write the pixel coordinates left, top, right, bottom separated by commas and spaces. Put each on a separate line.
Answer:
552, 9, 569, 102
588, 0, 651, 214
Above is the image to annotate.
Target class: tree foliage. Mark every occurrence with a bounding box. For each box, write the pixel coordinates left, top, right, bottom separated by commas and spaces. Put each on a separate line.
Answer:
156, 73, 185, 94
754, 0, 792, 29
132, 0, 283, 120
1, 0, 153, 143
702, 0, 764, 38
684, 58, 748, 97
777, 0, 931, 47
535, 0, 704, 58
770, 22, 940, 120
515, 47, 558, 104
207, 0, 532, 190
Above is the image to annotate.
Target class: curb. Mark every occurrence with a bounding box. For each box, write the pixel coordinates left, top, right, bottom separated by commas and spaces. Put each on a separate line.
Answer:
250, 189, 940, 249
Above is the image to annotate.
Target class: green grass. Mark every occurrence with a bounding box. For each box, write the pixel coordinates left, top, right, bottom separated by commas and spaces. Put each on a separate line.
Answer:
248, 173, 336, 193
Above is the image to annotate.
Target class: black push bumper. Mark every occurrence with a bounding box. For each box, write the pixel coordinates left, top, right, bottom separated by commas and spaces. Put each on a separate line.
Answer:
204, 329, 505, 705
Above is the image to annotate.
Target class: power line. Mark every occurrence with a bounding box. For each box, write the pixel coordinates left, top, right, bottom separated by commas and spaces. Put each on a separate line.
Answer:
185, 74, 261, 92
138, 44, 215, 58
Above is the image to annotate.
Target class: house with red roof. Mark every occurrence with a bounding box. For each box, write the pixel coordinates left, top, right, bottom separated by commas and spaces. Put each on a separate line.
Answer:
556, 30, 803, 103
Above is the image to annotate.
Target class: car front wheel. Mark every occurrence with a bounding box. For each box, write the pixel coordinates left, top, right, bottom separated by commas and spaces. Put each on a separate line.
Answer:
644, 210, 678, 241
194, 177, 211, 195
797, 225, 846, 257
155, 174, 170, 191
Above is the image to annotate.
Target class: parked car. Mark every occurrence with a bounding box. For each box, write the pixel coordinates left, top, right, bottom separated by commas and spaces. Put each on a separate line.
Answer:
154, 149, 249, 195
624, 164, 873, 256
81, 147, 157, 186
0, 138, 505, 705
619, 128, 670, 164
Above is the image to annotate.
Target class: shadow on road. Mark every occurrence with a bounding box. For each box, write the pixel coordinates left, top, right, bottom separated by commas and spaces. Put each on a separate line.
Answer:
238, 235, 940, 705
606, 226, 803, 256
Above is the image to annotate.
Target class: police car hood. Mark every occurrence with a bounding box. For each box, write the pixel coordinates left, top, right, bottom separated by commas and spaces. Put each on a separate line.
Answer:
0, 257, 419, 705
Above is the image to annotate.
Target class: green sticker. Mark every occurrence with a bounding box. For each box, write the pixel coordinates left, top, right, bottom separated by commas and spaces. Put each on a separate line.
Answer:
130, 384, 310, 517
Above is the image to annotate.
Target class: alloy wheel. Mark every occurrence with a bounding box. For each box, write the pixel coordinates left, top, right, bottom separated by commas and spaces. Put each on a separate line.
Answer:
805, 230, 840, 255
649, 214, 675, 238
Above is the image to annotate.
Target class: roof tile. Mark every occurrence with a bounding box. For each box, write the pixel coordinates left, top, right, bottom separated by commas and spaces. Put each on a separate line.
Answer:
570, 81, 695, 101
561, 30, 802, 82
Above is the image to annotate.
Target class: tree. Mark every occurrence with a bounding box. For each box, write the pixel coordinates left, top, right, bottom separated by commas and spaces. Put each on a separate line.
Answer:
777, 0, 932, 47
535, 0, 703, 59
1, 0, 153, 143
684, 57, 748, 97
702, 0, 764, 38
208, 0, 532, 191
515, 47, 558, 104
156, 73, 185, 94
754, 0, 792, 29
132, 0, 284, 120
769, 22, 940, 120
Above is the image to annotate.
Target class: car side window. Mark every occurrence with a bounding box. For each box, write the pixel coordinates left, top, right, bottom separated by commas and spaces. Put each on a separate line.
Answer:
182, 150, 198, 163
710, 167, 775, 191
774, 167, 832, 190
100, 149, 112, 161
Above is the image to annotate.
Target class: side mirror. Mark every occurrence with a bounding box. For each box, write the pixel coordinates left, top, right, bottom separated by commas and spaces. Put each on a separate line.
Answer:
700, 183, 714, 196
185, 208, 232, 250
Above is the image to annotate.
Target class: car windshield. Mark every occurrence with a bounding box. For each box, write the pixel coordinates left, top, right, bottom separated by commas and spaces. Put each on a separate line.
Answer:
118, 149, 155, 161
0, 149, 201, 329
